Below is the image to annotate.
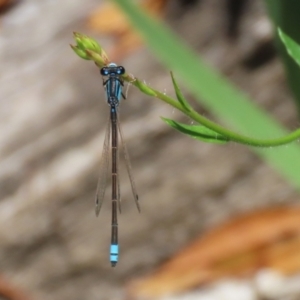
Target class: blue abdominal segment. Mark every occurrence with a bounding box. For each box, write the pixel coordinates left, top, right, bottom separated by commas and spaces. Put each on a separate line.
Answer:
110, 244, 119, 267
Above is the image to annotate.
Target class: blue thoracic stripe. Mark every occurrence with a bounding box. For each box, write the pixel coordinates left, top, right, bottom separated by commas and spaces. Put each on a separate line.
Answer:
105, 78, 122, 105
116, 81, 122, 100
110, 244, 119, 263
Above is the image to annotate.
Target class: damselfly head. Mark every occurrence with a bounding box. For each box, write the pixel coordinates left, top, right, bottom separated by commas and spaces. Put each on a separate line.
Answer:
100, 63, 125, 76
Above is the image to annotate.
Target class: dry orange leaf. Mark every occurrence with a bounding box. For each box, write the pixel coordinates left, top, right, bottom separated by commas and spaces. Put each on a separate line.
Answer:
0, 0, 13, 14
87, 0, 168, 60
127, 206, 300, 299
0, 0, 11, 8
0, 274, 33, 300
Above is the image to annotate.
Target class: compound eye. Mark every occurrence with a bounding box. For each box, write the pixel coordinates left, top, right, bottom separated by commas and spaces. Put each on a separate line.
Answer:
100, 67, 109, 76
117, 66, 125, 75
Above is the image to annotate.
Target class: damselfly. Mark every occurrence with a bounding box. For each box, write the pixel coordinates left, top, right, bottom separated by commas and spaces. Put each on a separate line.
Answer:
95, 63, 140, 267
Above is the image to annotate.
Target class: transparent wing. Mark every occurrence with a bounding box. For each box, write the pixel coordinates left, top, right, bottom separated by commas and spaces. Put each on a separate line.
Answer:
95, 117, 111, 216
117, 143, 121, 214
117, 115, 141, 212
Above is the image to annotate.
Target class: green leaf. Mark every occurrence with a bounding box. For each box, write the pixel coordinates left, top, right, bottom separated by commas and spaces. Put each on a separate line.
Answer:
162, 117, 229, 144
278, 28, 300, 68
265, 0, 300, 111
170, 72, 192, 112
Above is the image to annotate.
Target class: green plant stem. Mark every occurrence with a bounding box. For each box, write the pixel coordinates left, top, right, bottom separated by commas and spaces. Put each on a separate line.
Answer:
71, 30, 300, 146
126, 74, 300, 147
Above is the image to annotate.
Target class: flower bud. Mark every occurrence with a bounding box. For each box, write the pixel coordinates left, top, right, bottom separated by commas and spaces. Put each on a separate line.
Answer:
71, 32, 109, 64
74, 32, 101, 53
70, 44, 91, 60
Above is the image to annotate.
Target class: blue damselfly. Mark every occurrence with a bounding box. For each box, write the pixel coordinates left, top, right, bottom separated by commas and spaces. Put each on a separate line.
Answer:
95, 63, 140, 267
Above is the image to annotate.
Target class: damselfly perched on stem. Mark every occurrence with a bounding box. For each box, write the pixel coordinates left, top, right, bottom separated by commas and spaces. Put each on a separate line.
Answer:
95, 63, 141, 267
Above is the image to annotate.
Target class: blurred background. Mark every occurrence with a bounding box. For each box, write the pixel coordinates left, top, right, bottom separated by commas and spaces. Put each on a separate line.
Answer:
1, 0, 300, 299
